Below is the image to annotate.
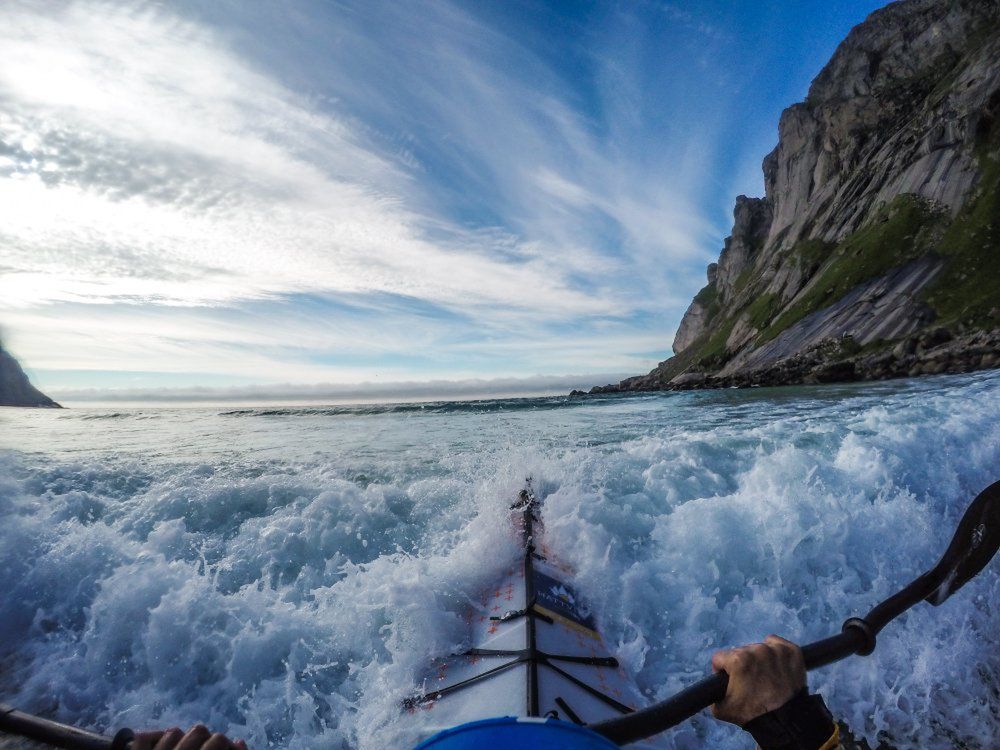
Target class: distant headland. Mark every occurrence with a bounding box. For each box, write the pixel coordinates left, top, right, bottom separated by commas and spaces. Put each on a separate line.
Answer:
0, 344, 60, 408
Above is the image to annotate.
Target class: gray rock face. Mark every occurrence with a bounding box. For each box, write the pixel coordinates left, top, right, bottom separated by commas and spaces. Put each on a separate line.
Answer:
672, 261, 720, 354
672, 196, 773, 355
715, 196, 773, 303
671, 296, 710, 355
719, 257, 942, 376
765, 0, 1000, 250
600, 0, 1000, 394
0, 346, 60, 408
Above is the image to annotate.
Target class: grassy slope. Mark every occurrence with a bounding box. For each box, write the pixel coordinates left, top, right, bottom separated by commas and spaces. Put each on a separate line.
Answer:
659, 166, 997, 378
661, 194, 947, 374
759, 195, 949, 344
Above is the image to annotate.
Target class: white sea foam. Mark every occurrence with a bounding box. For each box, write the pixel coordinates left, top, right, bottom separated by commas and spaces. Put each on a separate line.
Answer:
1, 372, 998, 749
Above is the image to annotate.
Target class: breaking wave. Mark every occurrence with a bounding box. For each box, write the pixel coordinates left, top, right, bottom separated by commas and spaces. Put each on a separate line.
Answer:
217, 394, 609, 419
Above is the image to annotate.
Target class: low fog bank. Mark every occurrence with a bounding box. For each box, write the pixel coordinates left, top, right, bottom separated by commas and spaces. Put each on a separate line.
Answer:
49, 373, 634, 406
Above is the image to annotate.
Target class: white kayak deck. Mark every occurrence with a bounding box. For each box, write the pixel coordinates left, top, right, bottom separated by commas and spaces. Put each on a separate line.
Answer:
407, 483, 657, 746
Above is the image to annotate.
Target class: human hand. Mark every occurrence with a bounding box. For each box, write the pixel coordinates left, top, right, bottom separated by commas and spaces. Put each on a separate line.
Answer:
131, 725, 247, 750
710, 634, 806, 726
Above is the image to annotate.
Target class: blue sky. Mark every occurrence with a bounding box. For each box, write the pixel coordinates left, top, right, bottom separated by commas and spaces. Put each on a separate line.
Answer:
0, 0, 886, 401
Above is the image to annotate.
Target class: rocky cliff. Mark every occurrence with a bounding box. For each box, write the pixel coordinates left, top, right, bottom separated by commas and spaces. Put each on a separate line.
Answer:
0, 344, 60, 408
590, 0, 1000, 394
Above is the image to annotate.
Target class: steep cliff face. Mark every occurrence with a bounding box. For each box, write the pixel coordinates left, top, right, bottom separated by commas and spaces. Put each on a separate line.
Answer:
594, 0, 1000, 393
0, 345, 60, 408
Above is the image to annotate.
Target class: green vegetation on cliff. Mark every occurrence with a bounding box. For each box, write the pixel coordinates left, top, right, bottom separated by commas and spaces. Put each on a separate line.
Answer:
794, 238, 836, 277
746, 292, 780, 331
692, 282, 721, 321
759, 195, 948, 343
669, 195, 948, 373
695, 316, 737, 370
663, 175, 995, 377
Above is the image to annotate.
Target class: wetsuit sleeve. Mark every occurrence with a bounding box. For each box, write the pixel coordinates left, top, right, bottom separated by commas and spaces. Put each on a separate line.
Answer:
742, 688, 840, 749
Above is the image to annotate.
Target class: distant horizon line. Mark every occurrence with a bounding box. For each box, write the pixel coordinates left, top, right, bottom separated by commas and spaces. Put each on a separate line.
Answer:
43, 372, 636, 406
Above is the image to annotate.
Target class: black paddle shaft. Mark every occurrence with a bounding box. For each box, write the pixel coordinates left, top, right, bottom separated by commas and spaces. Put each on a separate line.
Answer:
592, 479, 1000, 745
589, 624, 870, 744
0, 704, 130, 750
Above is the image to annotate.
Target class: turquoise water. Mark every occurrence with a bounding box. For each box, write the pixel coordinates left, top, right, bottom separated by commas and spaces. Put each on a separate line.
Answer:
1, 372, 998, 749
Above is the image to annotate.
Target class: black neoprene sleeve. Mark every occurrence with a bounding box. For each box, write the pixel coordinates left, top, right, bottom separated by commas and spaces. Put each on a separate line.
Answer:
741, 688, 837, 750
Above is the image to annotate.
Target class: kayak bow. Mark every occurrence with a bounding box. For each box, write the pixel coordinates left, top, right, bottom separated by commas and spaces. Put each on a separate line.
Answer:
406, 480, 658, 747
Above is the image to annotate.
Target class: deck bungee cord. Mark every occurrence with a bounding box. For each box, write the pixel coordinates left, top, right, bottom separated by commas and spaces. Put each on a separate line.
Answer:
2, 479, 998, 749
403, 480, 641, 727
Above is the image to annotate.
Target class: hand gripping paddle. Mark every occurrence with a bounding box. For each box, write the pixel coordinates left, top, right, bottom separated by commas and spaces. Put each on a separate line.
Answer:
591, 479, 1000, 745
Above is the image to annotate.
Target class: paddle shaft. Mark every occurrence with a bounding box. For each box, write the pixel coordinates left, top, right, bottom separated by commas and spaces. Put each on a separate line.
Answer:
0, 704, 128, 750
591, 566, 947, 745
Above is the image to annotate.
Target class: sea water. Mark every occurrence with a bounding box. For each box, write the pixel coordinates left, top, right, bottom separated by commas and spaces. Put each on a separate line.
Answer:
1, 372, 998, 750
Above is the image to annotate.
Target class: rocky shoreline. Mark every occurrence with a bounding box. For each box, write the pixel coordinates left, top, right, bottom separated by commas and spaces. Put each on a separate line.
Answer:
578, 327, 1000, 394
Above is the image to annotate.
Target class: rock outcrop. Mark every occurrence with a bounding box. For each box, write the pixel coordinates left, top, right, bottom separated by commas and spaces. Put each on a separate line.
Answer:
0, 345, 60, 408
591, 0, 1000, 394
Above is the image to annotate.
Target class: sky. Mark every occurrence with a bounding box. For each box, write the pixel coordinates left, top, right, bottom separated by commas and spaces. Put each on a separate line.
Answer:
0, 0, 888, 402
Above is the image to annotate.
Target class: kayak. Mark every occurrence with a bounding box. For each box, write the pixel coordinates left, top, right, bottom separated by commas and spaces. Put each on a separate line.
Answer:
405, 481, 659, 749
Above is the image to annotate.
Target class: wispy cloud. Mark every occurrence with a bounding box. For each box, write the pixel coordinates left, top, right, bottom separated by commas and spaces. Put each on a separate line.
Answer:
0, 0, 765, 391
656, 2, 733, 43
0, 2, 617, 316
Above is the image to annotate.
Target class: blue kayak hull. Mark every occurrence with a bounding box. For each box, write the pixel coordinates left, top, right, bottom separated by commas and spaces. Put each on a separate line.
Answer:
414, 717, 619, 750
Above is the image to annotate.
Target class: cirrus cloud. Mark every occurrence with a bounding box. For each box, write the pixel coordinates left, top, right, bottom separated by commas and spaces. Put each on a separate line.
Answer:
1, 0, 879, 393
